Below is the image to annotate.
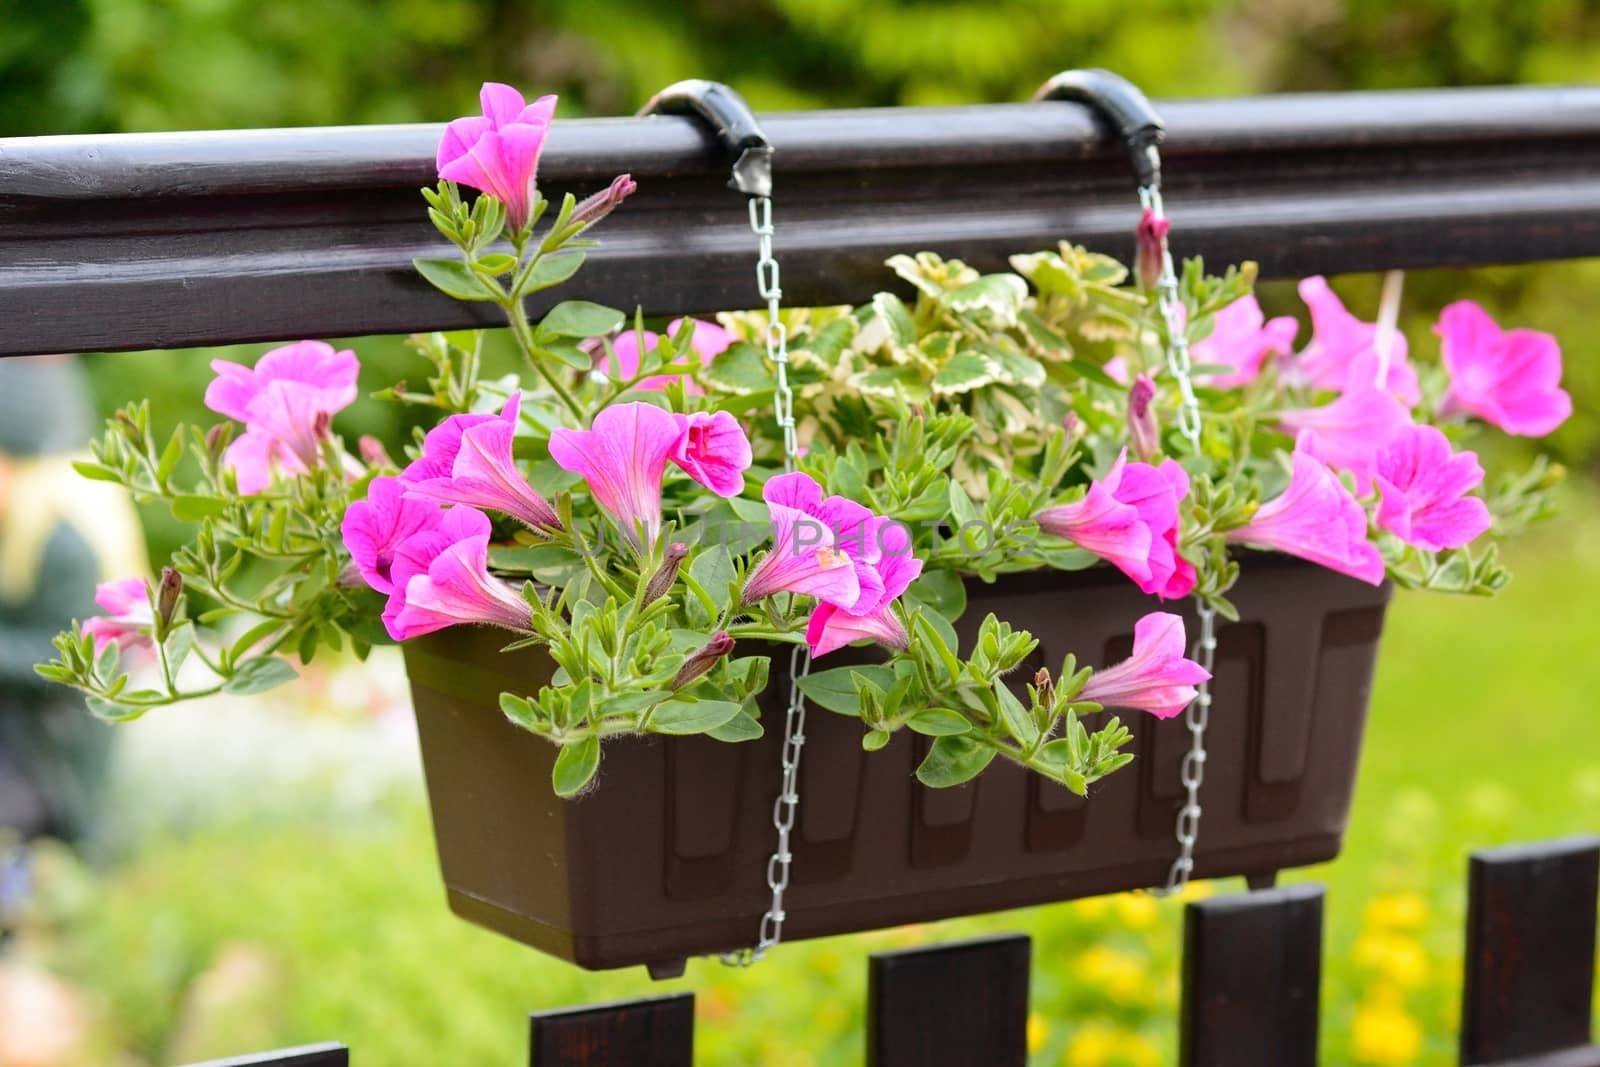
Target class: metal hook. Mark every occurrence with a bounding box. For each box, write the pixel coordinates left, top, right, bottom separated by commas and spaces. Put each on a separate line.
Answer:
1034, 68, 1165, 190
639, 79, 773, 198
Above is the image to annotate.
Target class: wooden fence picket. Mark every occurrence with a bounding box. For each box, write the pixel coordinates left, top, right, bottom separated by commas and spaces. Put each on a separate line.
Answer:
528, 992, 694, 1067
183, 1044, 349, 1067
866, 933, 1032, 1067
1461, 835, 1600, 1067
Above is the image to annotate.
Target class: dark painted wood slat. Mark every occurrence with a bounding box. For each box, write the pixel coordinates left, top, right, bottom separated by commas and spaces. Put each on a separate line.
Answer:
4, 86, 1600, 356
530, 993, 694, 1067
867, 933, 1030, 1067
1470, 1049, 1600, 1067
182, 1044, 349, 1067
1180, 883, 1322, 1067
1461, 836, 1600, 1066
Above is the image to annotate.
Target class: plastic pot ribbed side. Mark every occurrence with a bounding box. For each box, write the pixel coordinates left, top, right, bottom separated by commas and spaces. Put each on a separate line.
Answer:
401, 555, 1391, 976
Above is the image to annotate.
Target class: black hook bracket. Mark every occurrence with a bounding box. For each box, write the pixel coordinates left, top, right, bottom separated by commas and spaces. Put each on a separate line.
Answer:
1033, 69, 1165, 190
639, 79, 773, 198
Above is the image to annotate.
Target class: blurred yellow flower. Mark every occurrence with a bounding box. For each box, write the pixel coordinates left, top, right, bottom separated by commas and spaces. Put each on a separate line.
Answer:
1063, 1022, 1161, 1067
1351, 994, 1423, 1065
1363, 892, 1429, 931
1176, 879, 1214, 903
1352, 932, 1429, 989
1028, 1012, 1049, 1054
1074, 896, 1111, 920
1112, 893, 1159, 931
1072, 945, 1152, 1005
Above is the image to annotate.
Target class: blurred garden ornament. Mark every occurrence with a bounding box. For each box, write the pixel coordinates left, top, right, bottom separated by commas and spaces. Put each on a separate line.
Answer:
38, 74, 1568, 977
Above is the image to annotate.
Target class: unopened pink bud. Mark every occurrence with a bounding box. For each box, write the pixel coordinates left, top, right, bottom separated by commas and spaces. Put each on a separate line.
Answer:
1136, 208, 1169, 292
358, 436, 395, 469
1129, 374, 1160, 461
156, 567, 183, 628
572, 173, 638, 229
671, 631, 735, 690
643, 543, 690, 604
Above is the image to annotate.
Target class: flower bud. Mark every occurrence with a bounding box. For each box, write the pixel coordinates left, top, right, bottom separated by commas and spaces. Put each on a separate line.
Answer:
671, 631, 735, 690
358, 435, 395, 470
643, 543, 689, 605
156, 567, 183, 629
1128, 373, 1159, 461
1135, 208, 1169, 292
572, 173, 638, 229
1061, 411, 1081, 440
1034, 666, 1055, 709
204, 422, 233, 463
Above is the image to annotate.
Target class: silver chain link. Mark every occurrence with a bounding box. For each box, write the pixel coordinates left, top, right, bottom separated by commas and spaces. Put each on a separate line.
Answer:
1139, 178, 1218, 898
722, 194, 810, 967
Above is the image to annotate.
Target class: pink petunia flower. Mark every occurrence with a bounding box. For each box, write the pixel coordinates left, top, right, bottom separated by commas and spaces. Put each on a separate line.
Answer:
340, 476, 447, 595
1287, 277, 1419, 406
1275, 387, 1412, 492
436, 83, 558, 232
1373, 424, 1492, 551
206, 340, 360, 494
741, 472, 891, 610
599, 318, 734, 394
383, 507, 531, 641
548, 401, 684, 548
804, 519, 923, 657
1227, 441, 1386, 585
1035, 451, 1195, 600
1436, 300, 1572, 437
1193, 295, 1299, 388
1080, 612, 1211, 719
402, 394, 561, 533
672, 411, 753, 498
80, 577, 154, 656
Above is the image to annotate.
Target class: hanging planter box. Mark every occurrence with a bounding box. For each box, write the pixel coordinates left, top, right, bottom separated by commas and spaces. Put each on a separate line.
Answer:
401, 554, 1391, 977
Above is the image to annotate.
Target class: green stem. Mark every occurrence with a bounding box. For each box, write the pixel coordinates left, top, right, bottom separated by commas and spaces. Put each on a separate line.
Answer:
505, 299, 585, 423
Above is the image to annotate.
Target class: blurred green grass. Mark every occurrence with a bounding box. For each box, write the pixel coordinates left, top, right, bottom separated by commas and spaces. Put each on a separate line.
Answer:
18, 491, 1599, 1066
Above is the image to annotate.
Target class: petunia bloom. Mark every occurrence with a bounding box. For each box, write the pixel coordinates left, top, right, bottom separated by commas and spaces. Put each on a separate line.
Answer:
383, 507, 531, 641
1193, 295, 1299, 388
206, 340, 360, 494
1227, 442, 1385, 585
672, 411, 753, 497
599, 318, 734, 394
1288, 276, 1419, 406
548, 401, 684, 548
402, 393, 560, 533
804, 519, 923, 657
1436, 300, 1571, 437
571, 173, 638, 229
741, 472, 892, 610
1080, 612, 1211, 719
80, 577, 154, 656
1373, 424, 1492, 551
340, 476, 446, 594
1275, 386, 1412, 492
1035, 451, 1196, 600
436, 83, 557, 231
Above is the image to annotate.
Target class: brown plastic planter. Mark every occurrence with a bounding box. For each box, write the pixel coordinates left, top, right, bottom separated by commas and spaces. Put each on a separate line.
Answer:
401, 555, 1391, 977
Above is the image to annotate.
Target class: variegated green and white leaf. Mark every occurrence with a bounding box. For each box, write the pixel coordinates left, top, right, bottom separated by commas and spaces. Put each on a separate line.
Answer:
942, 273, 1029, 325
872, 292, 917, 350
931, 350, 1000, 395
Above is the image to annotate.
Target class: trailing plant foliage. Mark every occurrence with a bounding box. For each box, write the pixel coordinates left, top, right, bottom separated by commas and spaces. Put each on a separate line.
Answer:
39, 83, 1567, 799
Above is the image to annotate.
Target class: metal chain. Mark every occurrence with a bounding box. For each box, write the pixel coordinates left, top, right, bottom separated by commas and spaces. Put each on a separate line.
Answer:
1139, 177, 1218, 898
722, 194, 810, 967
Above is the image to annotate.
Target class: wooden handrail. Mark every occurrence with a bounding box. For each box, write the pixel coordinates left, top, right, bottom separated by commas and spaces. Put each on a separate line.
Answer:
3, 85, 1600, 355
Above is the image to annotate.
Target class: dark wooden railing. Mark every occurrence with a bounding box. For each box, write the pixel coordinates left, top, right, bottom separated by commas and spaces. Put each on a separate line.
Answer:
181, 836, 1599, 1067
4, 85, 1600, 356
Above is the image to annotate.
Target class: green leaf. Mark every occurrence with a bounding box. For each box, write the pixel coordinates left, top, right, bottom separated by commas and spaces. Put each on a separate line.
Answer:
850, 364, 928, 400
931, 350, 999, 395
649, 699, 744, 735
521, 252, 585, 294
163, 625, 195, 676
873, 292, 916, 348
994, 682, 1039, 747
913, 610, 962, 681
171, 495, 228, 520
71, 460, 123, 483
862, 729, 891, 752
538, 300, 625, 338
500, 692, 538, 727
86, 695, 146, 723
699, 341, 774, 395
476, 252, 517, 275
707, 710, 764, 743
552, 735, 601, 797
942, 274, 1028, 323
907, 569, 967, 622
687, 546, 736, 617
796, 665, 895, 715
915, 735, 997, 788
906, 708, 972, 736
413, 257, 496, 301
538, 342, 594, 371
222, 656, 297, 695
